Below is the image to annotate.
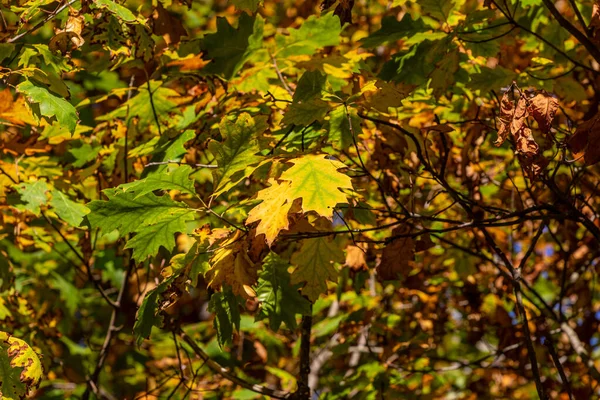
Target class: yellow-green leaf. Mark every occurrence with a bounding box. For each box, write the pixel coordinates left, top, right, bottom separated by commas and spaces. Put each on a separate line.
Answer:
0, 331, 43, 400
291, 237, 343, 301
280, 154, 352, 218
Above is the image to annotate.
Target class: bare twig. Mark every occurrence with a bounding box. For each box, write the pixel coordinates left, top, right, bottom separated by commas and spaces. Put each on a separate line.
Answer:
82, 261, 134, 400
179, 329, 291, 399
8, 0, 78, 43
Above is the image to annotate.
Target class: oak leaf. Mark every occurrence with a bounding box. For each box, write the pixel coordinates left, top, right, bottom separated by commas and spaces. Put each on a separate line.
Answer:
245, 179, 293, 246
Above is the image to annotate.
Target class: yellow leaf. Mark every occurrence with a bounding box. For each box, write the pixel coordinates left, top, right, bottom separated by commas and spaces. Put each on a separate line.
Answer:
0, 89, 37, 127
205, 231, 258, 298
246, 179, 293, 246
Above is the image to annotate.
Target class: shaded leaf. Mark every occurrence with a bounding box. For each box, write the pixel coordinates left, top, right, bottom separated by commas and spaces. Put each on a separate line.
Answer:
377, 225, 414, 281
291, 237, 343, 301
256, 253, 311, 330
209, 113, 267, 197
200, 13, 264, 79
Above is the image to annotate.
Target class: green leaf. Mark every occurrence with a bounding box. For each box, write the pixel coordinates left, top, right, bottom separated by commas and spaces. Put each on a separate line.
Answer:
291, 237, 343, 301
468, 66, 516, 92
429, 50, 460, 99
275, 13, 341, 58
379, 40, 444, 85
93, 0, 136, 22
124, 208, 195, 261
0, 44, 15, 65
208, 286, 241, 347
51, 272, 81, 315
49, 190, 90, 227
279, 154, 353, 217
360, 14, 429, 48
209, 113, 268, 197
17, 80, 78, 133
293, 71, 326, 103
133, 281, 168, 346
256, 253, 311, 331
0, 331, 43, 400
87, 189, 195, 261
120, 165, 196, 199
0, 258, 14, 292
200, 13, 264, 80
282, 98, 329, 126
16, 180, 49, 215
419, 0, 456, 21
328, 105, 360, 150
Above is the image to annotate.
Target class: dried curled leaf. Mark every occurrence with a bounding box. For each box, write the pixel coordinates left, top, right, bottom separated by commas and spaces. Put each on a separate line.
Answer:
529, 91, 559, 133
0, 331, 43, 399
494, 92, 514, 146
49, 8, 85, 53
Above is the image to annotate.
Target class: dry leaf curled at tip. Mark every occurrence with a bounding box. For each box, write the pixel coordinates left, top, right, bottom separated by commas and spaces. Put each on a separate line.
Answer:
529, 91, 559, 133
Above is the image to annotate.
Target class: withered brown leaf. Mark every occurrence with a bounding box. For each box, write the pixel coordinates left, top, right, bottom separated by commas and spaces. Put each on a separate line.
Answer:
568, 113, 600, 165
529, 91, 559, 133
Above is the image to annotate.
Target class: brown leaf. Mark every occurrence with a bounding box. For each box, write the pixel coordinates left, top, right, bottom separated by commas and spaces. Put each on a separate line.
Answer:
510, 97, 528, 135
377, 226, 414, 281
529, 91, 559, 133
514, 126, 539, 156
49, 8, 85, 53
415, 233, 435, 252
567, 114, 600, 165
494, 92, 513, 146
322, 0, 355, 25
152, 2, 187, 45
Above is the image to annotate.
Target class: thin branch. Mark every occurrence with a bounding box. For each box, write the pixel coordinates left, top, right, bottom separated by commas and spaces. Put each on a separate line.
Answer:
7, 0, 78, 43
271, 55, 293, 96
544, 333, 574, 400
144, 160, 217, 168
178, 329, 291, 399
82, 261, 134, 400
514, 283, 547, 400
541, 0, 600, 65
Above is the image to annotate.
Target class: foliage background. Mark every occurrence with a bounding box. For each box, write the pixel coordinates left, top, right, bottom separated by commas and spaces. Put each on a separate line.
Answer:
1, 0, 600, 399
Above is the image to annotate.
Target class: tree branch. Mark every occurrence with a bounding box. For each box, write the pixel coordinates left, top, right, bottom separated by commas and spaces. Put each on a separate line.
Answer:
178, 329, 292, 399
